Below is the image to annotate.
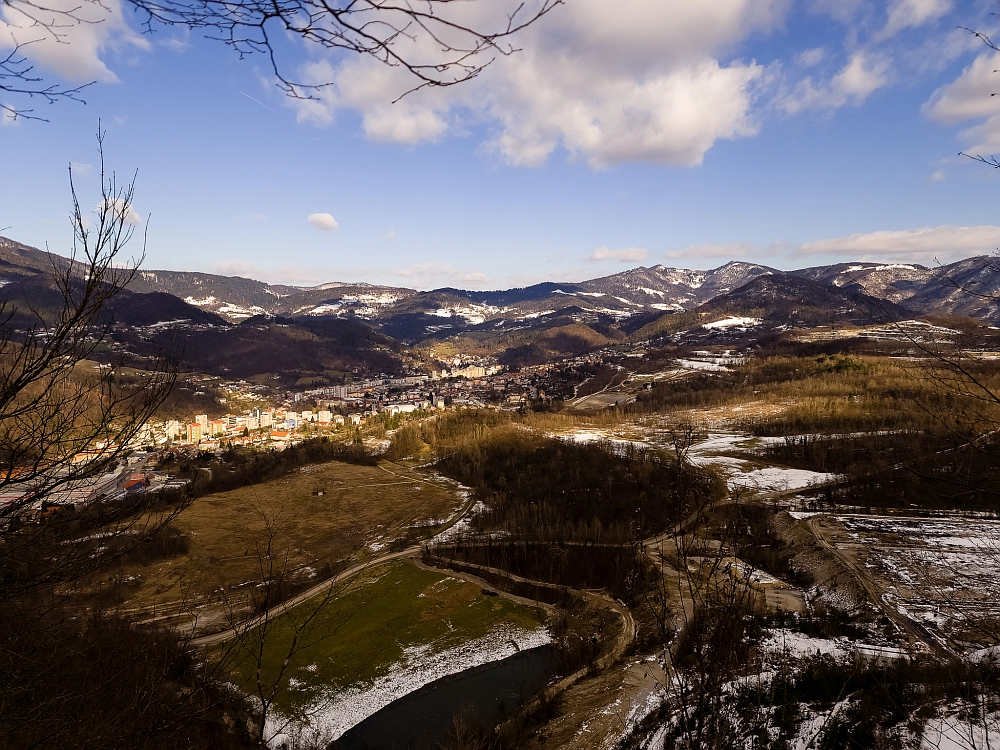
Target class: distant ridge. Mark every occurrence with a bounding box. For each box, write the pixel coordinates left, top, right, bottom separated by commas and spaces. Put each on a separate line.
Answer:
3, 235, 1000, 329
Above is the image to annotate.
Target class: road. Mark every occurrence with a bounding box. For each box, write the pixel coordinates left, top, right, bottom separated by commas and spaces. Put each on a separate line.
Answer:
422, 556, 637, 703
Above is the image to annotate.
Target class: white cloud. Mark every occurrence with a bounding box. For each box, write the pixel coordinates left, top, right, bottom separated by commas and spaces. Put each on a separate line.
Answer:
924, 52, 1000, 154
0, 105, 17, 126
307, 213, 339, 231
925, 52, 1000, 123
796, 225, 1000, 263
160, 36, 191, 52
96, 198, 141, 225
809, 0, 865, 24
587, 246, 649, 263
883, 0, 952, 38
796, 47, 826, 67
70, 162, 92, 176
394, 263, 489, 286
285, 0, 785, 168
930, 170, 945, 181
0, 0, 148, 84
384, 230, 395, 241
780, 52, 889, 112
488, 55, 763, 168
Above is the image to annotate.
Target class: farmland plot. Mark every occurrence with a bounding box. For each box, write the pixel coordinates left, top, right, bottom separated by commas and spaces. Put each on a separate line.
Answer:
835, 515, 1000, 649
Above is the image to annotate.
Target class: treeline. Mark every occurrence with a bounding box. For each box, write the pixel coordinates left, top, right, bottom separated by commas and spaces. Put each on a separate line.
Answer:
709, 504, 814, 589
734, 655, 1000, 750
158, 436, 376, 500
751, 431, 954, 476
432, 540, 644, 599
627, 352, 999, 436
437, 428, 723, 541
815, 447, 1000, 512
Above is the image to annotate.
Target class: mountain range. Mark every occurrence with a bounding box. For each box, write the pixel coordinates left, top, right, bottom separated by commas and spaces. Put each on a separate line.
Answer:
3, 235, 1000, 378
118, 252, 1000, 331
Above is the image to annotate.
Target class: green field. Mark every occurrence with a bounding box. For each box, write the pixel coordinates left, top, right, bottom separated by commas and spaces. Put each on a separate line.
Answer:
224, 560, 547, 717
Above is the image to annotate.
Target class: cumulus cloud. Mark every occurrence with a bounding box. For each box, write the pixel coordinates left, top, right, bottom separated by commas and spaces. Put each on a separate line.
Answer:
307, 212, 339, 231
394, 263, 489, 286
780, 52, 889, 112
285, 0, 783, 168
924, 52, 1000, 154
587, 246, 649, 263
796, 225, 1000, 264
0, 0, 148, 84
96, 198, 141, 225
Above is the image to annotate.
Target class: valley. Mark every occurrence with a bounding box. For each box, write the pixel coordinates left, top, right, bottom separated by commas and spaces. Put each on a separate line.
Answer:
7, 234, 1000, 749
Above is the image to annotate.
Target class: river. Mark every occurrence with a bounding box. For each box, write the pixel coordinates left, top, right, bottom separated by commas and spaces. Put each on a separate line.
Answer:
331, 645, 555, 749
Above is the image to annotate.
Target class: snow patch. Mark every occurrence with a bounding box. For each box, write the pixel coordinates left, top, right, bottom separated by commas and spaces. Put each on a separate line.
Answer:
264, 625, 551, 745
702, 316, 762, 330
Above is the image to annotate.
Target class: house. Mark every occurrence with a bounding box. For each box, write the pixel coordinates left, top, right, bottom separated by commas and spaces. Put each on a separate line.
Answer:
348, 414, 363, 425
333, 414, 345, 425
124, 474, 148, 494
187, 423, 202, 443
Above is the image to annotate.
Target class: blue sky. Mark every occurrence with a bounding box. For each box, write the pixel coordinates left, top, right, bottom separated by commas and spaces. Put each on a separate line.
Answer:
3, 0, 1000, 290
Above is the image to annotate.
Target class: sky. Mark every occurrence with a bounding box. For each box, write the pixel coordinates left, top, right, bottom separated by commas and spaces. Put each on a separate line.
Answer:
3, 0, 1000, 290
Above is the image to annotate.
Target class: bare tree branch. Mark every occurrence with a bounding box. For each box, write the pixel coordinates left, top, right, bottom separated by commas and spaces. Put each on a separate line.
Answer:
1, 0, 561, 115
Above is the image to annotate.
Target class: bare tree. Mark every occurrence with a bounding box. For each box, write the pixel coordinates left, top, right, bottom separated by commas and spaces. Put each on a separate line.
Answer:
0, 128, 179, 600
1, 0, 560, 121
0, 135, 271, 749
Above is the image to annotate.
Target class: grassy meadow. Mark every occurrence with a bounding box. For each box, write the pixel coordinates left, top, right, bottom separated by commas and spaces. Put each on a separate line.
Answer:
223, 560, 547, 720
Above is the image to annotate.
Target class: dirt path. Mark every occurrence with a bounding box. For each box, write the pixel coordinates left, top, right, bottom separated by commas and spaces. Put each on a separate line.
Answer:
422, 557, 636, 682
189, 547, 420, 648
411, 558, 559, 618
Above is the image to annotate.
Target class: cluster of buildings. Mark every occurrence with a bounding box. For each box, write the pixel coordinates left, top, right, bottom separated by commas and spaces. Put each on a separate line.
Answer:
162, 407, 356, 447
147, 349, 621, 451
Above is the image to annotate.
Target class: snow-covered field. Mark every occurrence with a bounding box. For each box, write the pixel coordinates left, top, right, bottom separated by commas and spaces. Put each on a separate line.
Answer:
551, 428, 841, 494
836, 515, 1000, 643
683, 432, 840, 492
264, 625, 551, 746
701, 316, 762, 330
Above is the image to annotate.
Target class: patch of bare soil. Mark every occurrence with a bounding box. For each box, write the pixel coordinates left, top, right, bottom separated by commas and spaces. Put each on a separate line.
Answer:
524, 658, 667, 750
771, 511, 870, 612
